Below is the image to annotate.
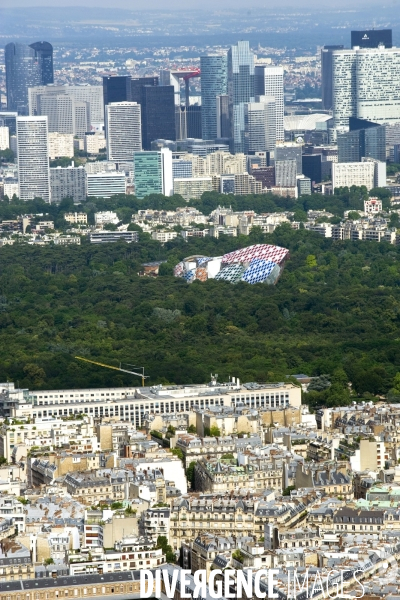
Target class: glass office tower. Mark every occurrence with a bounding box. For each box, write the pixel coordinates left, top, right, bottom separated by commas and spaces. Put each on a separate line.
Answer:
200, 54, 228, 140
140, 86, 176, 150
5, 42, 53, 115
133, 149, 173, 199
228, 41, 255, 154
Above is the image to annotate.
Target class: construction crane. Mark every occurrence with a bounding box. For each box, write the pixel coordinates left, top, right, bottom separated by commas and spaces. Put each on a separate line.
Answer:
75, 357, 149, 386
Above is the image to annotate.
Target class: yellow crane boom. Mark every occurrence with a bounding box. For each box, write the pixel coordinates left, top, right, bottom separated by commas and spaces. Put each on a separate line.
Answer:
75, 356, 148, 386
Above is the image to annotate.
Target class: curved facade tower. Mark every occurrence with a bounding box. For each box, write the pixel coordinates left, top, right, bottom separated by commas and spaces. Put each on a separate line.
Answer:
5, 41, 53, 115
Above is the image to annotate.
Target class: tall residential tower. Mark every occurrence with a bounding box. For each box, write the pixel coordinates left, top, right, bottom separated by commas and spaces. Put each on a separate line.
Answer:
17, 116, 50, 202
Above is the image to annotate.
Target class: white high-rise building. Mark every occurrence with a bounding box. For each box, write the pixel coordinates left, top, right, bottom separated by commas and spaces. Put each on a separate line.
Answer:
332, 47, 400, 128
332, 50, 357, 129
28, 85, 103, 124
332, 161, 375, 191
255, 66, 284, 142
0, 127, 10, 150
356, 47, 400, 125
17, 116, 50, 202
244, 96, 276, 153
105, 102, 142, 162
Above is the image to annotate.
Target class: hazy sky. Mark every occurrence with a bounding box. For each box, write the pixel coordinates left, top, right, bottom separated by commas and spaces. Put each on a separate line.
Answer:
0, 0, 383, 8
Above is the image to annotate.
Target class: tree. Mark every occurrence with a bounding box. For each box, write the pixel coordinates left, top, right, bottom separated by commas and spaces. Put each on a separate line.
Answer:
209, 425, 221, 437
0, 148, 15, 163
347, 211, 361, 220
305, 254, 317, 268
186, 461, 196, 487
156, 535, 176, 564
187, 424, 196, 434
282, 485, 295, 496
171, 447, 184, 462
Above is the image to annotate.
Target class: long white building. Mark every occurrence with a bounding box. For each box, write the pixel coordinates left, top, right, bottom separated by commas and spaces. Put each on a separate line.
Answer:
332, 161, 375, 191
87, 171, 126, 198
0, 380, 301, 427
17, 116, 50, 202
28, 85, 104, 124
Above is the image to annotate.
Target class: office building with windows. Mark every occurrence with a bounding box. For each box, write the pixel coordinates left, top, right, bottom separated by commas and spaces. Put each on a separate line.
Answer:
200, 54, 228, 140
105, 102, 142, 162
228, 41, 255, 153
133, 149, 173, 199
16, 116, 50, 202
302, 154, 322, 184
332, 47, 400, 128
5, 41, 53, 115
332, 50, 357, 129
216, 95, 230, 139
244, 96, 276, 153
255, 65, 284, 142
140, 86, 176, 150
0, 127, 9, 150
173, 177, 213, 201
172, 160, 193, 179
130, 77, 159, 102
4, 380, 300, 427
252, 166, 275, 189
321, 45, 344, 110
175, 106, 202, 140
48, 132, 74, 159
337, 118, 386, 163
275, 160, 297, 187
86, 171, 126, 198
332, 161, 375, 191
29, 85, 103, 125
130, 78, 175, 148
36, 94, 90, 137
275, 144, 302, 174
50, 165, 87, 204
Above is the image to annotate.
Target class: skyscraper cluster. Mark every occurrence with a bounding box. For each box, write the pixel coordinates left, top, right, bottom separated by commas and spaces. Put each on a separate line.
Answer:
4, 26, 397, 204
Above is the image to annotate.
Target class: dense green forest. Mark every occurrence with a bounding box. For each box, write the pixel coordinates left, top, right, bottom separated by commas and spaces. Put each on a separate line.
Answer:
0, 219, 400, 407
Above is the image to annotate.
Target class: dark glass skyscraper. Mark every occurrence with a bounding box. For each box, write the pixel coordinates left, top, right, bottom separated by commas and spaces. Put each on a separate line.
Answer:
200, 54, 227, 140
228, 41, 255, 153
351, 29, 392, 49
5, 41, 54, 115
140, 86, 176, 149
131, 77, 159, 103
302, 154, 322, 184
29, 42, 53, 85
103, 76, 132, 119
338, 118, 386, 163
